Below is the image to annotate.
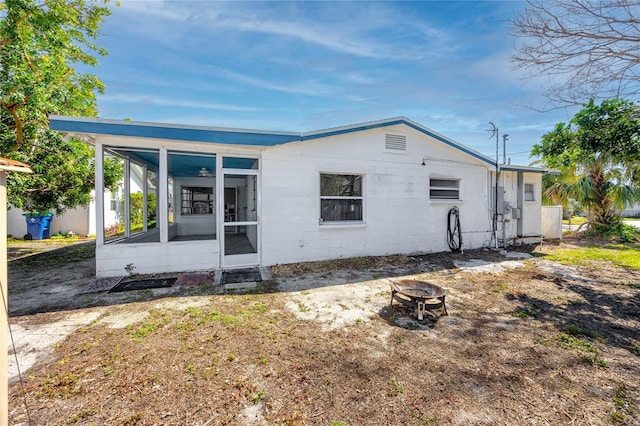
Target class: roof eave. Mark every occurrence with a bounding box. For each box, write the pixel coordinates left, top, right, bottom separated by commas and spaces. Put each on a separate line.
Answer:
49, 115, 302, 147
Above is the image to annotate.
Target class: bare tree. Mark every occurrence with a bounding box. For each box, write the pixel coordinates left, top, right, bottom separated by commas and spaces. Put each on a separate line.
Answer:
511, 0, 640, 106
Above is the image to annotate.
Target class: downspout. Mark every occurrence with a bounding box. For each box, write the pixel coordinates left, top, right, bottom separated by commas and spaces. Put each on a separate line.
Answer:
517, 172, 524, 238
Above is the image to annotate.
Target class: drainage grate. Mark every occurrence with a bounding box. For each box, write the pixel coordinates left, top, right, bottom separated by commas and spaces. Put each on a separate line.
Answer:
109, 277, 177, 292
221, 268, 262, 285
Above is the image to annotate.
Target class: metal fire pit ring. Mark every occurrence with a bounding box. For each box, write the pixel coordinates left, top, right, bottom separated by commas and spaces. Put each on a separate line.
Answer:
390, 280, 448, 320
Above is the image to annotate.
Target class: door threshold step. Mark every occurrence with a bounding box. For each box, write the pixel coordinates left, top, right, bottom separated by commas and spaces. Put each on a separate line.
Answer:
220, 267, 264, 290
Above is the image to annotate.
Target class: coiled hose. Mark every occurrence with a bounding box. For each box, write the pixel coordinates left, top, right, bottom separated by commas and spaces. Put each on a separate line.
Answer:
447, 206, 462, 252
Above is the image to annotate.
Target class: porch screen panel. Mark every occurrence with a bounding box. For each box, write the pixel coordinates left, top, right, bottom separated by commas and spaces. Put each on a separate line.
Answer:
223, 173, 258, 256
167, 151, 217, 241
103, 152, 125, 242
146, 169, 158, 229
129, 162, 145, 236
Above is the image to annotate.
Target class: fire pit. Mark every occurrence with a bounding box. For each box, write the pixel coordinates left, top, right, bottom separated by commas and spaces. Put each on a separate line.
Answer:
390, 280, 448, 320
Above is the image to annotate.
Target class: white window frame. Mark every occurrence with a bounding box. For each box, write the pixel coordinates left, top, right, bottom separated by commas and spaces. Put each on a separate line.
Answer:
429, 177, 460, 201
524, 183, 535, 202
319, 173, 364, 224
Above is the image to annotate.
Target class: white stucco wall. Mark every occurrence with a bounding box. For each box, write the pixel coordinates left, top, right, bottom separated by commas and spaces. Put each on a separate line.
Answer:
498, 171, 542, 242
259, 125, 494, 266
622, 202, 640, 217
87, 123, 543, 277
97, 239, 220, 277
7, 189, 120, 238
521, 173, 543, 238
7, 205, 90, 238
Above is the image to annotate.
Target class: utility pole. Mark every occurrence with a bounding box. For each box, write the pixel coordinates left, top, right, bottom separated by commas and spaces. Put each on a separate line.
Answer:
501, 134, 509, 248
487, 122, 499, 248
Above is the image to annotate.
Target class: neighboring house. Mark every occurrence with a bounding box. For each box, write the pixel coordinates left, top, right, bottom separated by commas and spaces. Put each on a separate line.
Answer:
7, 166, 148, 238
50, 116, 546, 278
8, 190, 106, 238
622, 202, 640, 218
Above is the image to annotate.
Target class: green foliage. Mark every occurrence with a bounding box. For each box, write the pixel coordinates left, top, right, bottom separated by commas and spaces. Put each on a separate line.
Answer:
40, 371, 81, 398
558, 333, 597, 353
130, 311, 170, 342
386, 379, 405, 397
587, 223, 640, 243
248, 389, 266, 403
610, 384, 635, 423
512, 308, 537, 319
67, 408, 97, 424
533, 99, 640, 228
125, 192, 157, 227
0, 0, 120, 214
558, 328, 609, 367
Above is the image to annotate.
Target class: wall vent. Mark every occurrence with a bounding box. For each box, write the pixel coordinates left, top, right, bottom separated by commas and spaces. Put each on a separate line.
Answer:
385, 134, 407, 151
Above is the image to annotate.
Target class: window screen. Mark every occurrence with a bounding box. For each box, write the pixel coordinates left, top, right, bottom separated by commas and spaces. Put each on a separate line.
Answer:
320, 174, 363, 222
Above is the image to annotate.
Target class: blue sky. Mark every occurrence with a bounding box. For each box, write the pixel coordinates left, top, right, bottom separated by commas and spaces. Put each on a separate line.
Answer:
92, 1, 579, 165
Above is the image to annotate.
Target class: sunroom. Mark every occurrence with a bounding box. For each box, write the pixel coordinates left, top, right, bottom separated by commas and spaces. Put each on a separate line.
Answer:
93, 142, 261, 277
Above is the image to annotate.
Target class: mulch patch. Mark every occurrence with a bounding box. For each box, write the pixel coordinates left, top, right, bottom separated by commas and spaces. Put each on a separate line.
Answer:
109, 277, 177, 292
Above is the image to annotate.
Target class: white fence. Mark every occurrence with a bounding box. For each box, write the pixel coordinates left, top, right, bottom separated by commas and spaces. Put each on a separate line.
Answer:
541, 205, 563, 240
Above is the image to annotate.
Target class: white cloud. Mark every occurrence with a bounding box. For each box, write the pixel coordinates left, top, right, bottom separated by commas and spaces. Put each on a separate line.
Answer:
112, 1, 451, 61
99, 93, 261, 112
208, 66, 336, 97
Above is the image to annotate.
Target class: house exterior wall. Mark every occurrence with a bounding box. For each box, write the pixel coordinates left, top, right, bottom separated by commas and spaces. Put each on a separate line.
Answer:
52, 119, 544, 277
97, 239, 219, 276
7, 203, 92, 237
260, 125, 493, 266
521, 173, 543, 238
498, 171, 542, 242
622, 203, 640, 217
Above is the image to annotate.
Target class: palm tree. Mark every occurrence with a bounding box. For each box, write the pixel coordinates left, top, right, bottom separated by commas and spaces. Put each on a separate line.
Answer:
534, 99, 640, 228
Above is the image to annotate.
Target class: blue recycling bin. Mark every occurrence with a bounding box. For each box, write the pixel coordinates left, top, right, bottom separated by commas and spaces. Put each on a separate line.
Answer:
23, 213, 54, 240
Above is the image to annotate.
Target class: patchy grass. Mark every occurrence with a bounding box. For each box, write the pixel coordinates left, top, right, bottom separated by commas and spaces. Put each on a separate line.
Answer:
8, 239, 640, 425
610, 384, 636, 423
386, 379, 405, 397
8, 241, 95, 269
130, 310, 170, 342
562, 216, 588, 225
541, 243, 640, 270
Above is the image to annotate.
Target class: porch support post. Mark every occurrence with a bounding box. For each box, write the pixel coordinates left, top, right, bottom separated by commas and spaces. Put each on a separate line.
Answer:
123, 157, 131, 238
142, 165, 148, 233
159, 147, 168, 243
0, 171, 8, 426
95, 141, 105, 246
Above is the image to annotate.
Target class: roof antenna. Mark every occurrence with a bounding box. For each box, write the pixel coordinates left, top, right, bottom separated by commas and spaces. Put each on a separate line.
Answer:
486, 122, 499, 168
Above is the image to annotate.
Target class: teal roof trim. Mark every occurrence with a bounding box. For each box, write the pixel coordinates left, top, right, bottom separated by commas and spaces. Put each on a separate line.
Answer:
50, 115, 548, 172
49, 116, 300, 146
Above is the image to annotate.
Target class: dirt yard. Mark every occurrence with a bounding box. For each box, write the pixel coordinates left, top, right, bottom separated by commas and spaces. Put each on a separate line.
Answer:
7, 239, 640, 425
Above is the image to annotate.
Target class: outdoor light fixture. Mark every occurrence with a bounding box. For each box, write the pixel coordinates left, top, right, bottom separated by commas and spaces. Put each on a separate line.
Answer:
198, 167, 209, 176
